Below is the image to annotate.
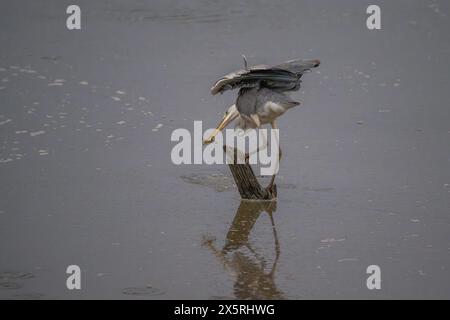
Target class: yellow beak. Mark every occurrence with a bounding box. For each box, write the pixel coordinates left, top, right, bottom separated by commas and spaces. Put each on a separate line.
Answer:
203, 106, 239, 145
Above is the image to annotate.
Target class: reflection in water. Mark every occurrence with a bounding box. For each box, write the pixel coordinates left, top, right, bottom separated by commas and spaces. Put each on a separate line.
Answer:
203, 201, 283, 299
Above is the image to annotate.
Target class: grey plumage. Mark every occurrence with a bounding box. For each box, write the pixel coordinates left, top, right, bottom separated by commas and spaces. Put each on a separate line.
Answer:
204, 58, 320, 189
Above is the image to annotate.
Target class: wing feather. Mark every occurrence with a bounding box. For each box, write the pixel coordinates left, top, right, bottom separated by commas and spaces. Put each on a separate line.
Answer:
211, 59, 320, 95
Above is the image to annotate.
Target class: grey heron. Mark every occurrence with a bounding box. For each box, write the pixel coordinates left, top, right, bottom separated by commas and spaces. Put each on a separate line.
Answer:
204, 57, 320, 144
204, 57, 320, 188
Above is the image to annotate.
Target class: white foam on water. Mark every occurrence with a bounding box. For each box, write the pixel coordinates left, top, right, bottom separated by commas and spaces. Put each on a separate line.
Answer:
321, 238, 346, 243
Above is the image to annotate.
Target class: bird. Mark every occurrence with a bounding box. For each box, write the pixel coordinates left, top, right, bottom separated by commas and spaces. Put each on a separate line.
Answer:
203, 57, 320, 188
203, 57, 320, 145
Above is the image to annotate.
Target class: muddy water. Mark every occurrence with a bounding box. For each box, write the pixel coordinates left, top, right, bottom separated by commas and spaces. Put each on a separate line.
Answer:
0, 0, 449, 299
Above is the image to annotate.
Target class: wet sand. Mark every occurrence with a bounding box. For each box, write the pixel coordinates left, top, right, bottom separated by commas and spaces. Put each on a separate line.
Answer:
0, 0, 449, 299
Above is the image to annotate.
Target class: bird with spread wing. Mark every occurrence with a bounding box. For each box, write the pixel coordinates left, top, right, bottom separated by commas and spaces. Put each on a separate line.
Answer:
203, 57, 320, 145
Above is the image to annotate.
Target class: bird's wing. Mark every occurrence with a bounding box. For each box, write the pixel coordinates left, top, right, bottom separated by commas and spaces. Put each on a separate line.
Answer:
272, 59, 320, 76
211, 59, 320, 95
257, 88, 301, 109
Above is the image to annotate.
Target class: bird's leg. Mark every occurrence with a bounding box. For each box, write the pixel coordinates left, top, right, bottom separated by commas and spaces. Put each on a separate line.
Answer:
268, 212, 281, 276
270, 120, 282, 160
267, 121, 281, 190
250, 114, 261, 127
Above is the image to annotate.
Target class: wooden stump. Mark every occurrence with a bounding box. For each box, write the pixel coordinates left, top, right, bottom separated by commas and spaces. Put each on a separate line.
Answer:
224, 146, 277, 201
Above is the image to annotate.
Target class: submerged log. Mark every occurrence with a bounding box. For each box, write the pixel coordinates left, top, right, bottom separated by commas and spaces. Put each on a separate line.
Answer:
224, 146, 277, 200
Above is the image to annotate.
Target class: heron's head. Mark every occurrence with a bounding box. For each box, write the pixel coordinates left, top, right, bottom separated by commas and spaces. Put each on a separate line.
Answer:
203, 105, 240, 145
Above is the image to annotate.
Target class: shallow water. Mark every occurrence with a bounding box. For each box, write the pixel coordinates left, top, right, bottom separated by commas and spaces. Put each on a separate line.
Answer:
0, 0, 449, 299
